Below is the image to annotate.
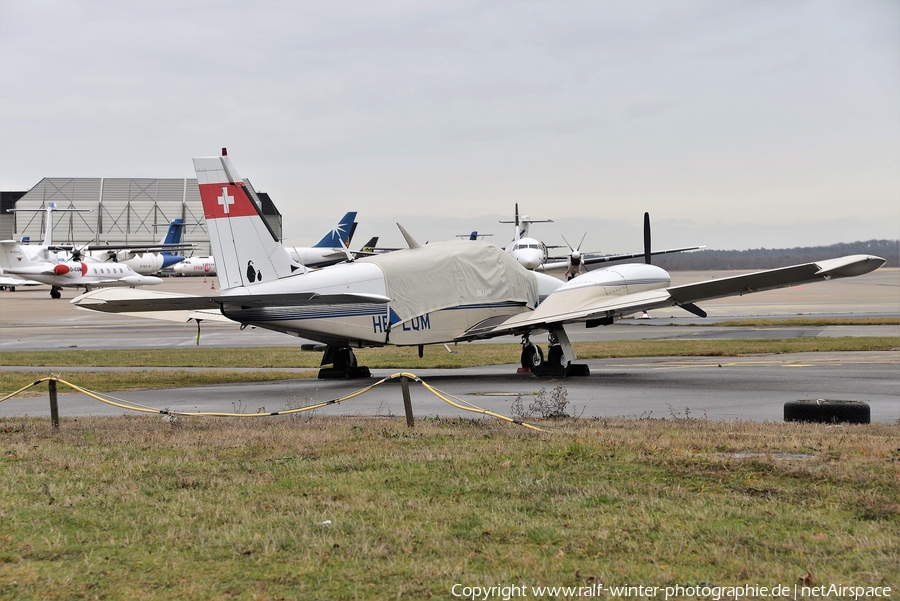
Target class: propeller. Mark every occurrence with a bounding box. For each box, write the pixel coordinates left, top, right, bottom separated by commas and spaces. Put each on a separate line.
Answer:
643, 212, 651, 265
561, 233, 587, 280
69, 242, 92, 262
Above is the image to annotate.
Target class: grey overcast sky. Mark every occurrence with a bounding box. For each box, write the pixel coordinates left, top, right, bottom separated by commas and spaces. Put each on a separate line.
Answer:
1, 0, 898, 252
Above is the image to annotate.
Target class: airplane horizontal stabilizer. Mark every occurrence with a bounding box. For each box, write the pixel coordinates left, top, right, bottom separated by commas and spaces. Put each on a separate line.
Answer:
71, 288, 391, 314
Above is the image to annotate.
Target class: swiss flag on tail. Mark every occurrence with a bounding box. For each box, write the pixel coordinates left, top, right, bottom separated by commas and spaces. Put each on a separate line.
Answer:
198, 183, 260, 220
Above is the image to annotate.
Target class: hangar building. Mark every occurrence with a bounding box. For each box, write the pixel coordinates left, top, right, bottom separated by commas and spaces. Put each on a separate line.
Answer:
2, 177, 282, 255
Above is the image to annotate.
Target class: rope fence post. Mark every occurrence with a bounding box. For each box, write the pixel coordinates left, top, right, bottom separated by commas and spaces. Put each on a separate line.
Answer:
400, 375, 414, 428
49, 379, 60, 429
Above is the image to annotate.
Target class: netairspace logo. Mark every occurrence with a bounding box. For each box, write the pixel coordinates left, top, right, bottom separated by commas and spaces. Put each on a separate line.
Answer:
450, 582, 894, 600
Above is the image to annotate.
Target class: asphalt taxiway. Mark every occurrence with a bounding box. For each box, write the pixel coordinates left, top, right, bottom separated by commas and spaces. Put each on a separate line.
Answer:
1, 269, 897, 423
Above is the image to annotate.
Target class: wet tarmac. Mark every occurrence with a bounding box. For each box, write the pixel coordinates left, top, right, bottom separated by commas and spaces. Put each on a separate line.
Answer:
1, 269, 898, 423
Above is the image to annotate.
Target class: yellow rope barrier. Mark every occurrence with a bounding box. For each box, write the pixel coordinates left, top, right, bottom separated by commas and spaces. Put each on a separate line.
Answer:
0, 373, 552, 431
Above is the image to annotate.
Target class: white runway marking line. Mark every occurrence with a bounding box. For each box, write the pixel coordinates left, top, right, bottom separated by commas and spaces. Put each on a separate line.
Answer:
601, 353, 899, 370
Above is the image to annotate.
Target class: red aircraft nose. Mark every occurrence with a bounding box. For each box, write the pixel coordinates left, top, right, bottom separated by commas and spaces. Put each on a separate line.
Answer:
53, 264, 70, 275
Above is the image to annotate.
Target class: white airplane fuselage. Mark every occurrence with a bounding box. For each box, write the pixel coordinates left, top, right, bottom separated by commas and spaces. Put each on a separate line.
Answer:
173, 257, 216, 275
508, 236, 549, 270
215, 261, 540, 346
89, 251, 166, 275
214, 258, 671, 347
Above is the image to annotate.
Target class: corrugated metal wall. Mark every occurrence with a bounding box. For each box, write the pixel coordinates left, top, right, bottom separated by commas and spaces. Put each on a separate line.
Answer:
10, 178, 269, 255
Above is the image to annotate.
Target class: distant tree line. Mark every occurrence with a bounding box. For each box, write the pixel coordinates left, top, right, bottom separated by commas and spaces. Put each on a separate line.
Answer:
648, 239, 899, 271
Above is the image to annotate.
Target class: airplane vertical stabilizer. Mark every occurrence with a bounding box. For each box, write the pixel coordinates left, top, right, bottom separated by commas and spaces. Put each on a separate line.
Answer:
313, 212, 357, 248
193, 152, 298, 289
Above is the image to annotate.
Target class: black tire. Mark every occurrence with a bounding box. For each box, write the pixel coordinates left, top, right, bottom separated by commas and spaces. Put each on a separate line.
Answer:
547, 345, 566, 367
784, 399, 870, 424
521, 344, 544, 369
333, 347, 357, 370
50, 288, 62, 299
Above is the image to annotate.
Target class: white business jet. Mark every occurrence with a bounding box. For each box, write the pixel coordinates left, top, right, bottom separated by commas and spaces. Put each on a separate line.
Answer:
72, 150, 886, 378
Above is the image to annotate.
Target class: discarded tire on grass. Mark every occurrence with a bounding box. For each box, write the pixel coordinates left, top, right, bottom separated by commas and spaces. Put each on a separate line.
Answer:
784, 399, 870, 424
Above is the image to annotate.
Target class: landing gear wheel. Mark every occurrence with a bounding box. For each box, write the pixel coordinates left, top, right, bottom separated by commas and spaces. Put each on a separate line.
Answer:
547, 345, 566, 368
318, 346, 371, 379
520, 344, 544, 370
334, 347, 357, 370
533, 345, 567, 377
50, 287, 62, 299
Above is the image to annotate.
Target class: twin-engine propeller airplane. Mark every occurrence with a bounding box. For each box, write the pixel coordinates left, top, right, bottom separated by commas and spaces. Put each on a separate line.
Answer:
86, 218, 191, 274
72, 150, 886, 378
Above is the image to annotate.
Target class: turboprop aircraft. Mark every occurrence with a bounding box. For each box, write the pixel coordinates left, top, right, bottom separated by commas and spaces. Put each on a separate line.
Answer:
71, 150, 886, 378
87, 218, 191, 274
501, 205, 553, 269
536, 214, 705, 280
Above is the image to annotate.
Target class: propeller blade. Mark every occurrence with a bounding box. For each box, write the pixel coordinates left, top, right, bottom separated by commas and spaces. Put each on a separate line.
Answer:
643, 212, 651, 265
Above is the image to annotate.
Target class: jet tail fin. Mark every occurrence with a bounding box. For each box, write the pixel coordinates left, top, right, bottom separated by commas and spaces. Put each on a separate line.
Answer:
313, 212, 357, 248
193, 151, 300, 289
160, 218, 186, 249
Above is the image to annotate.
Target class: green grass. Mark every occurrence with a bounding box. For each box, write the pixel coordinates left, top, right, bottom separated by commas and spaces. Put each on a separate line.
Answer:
0, 417, 896, 599
1, 337, 898, 369
1, 370, 315, 398
2, 337, 897, 396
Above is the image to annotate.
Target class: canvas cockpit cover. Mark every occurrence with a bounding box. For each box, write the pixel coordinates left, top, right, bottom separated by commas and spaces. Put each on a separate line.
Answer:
358, 240, 538, 322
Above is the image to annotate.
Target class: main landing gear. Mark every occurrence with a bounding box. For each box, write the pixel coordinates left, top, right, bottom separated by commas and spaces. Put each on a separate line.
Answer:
519, 329, 590, 377
50, 286, 63, 299
317, 346, 372, 379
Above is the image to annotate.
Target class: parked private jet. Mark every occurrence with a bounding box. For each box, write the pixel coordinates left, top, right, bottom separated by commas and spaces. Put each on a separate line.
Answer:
72, 150, 886, 378
0, 242, 163, 298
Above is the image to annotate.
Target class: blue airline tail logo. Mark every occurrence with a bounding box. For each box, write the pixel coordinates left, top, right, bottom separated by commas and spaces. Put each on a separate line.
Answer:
162, 218, 185, 248
160, 218, 186, 269
314, 212, 357, 248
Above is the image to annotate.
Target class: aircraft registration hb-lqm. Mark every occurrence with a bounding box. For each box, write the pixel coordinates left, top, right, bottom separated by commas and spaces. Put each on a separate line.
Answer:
72, 150, 886, 378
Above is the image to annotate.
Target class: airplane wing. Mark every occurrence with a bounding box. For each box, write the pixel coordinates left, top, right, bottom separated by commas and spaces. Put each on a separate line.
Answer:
50, 243, 195, 252
538, 245, 705, 271
0, 275, 42, 287
463, 254, 886, 339
71, 287, 391, 314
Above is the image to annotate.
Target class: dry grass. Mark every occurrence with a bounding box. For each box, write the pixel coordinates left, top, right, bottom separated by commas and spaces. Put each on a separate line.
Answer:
0, 416, 897, 599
